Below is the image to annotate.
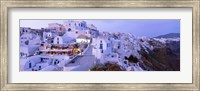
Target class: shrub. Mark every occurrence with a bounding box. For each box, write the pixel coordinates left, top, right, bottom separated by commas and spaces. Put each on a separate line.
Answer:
126, 55, 138, 63
91, 62, 122, 71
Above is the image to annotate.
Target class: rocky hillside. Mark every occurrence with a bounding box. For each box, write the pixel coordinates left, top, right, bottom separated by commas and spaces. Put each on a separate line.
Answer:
138, 35, 180, 71
91, 32, 180, 71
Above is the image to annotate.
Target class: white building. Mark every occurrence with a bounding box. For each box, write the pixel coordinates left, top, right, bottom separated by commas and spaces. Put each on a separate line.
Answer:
41, 65, 59, 71
20, 27, 32, 35
20, 33, 41, 46
20, 45, 40, 58
62, 33, 76, 44
63, 30, 81, 39
63, 20, 87, 31
23, 55, 42, 71
87, 24, 97, 30
48, 23, 66, 34
23, 55, 70, 71
76, 34, 91, 44
101, 53, 120, 64
29, 35, 42, 45
20, 33, 34, 45
53, 36, 63, 44
92, 36, 112, 59
111, 39, 121, 52
43, 31, 52, 42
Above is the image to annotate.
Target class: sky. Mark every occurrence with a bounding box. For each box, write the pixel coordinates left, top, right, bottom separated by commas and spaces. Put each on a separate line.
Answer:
20, 19, 180, 37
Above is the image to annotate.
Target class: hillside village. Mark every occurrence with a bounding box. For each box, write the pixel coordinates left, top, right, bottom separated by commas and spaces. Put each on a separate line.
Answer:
20, 20, 180, 71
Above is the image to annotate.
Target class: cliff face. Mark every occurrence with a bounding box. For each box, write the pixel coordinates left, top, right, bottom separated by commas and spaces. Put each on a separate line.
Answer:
139, 39, 180, 71
91, 33, 180, 71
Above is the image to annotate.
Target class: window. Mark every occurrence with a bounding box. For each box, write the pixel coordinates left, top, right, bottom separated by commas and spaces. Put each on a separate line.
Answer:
68, 28, 71, 31
39, 66, 41, 70
100, 44, 103, 49
29, 62, 32, 68
101, 50, 103, 53
118, 46, 120, 49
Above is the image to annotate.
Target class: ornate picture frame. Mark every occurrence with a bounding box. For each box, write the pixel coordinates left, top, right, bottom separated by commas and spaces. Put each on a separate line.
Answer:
0, 0, 199, 90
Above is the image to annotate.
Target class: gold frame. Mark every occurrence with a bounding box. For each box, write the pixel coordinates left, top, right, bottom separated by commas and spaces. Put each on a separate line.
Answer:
0, 0, 199, 91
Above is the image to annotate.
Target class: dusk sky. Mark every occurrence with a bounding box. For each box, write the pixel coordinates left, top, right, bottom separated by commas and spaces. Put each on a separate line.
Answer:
20, 20, 180, 37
